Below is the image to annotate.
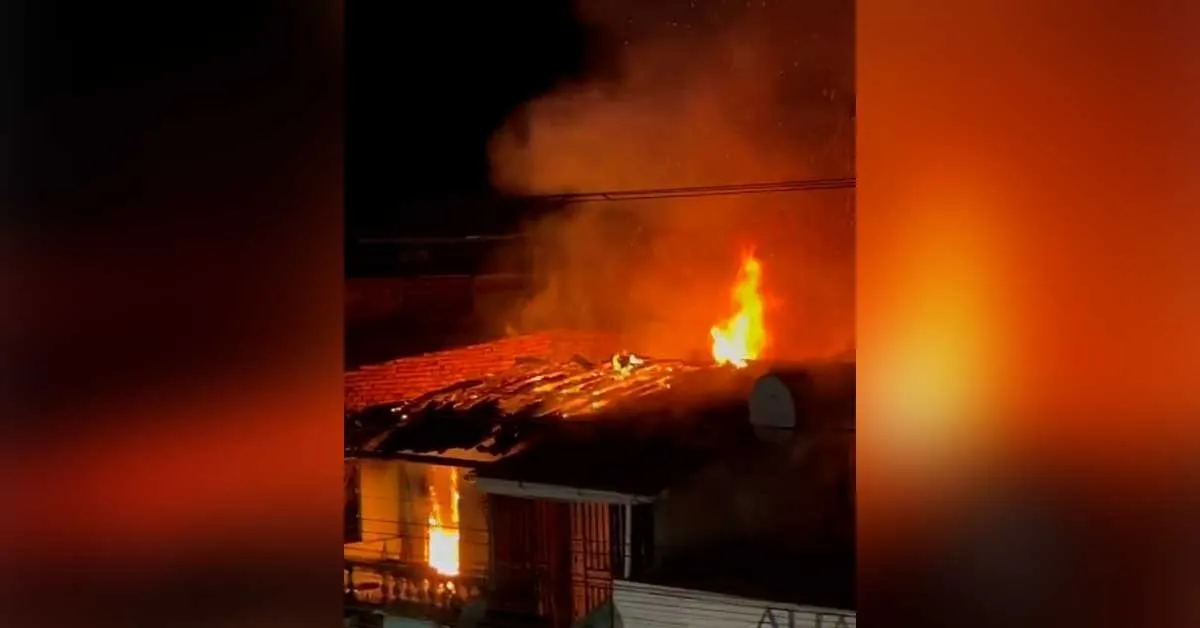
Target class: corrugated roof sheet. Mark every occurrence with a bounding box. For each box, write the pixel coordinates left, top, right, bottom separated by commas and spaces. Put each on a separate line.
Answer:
643, 541, 855, 611
345, 354, 759, 463
386, 354, 729, 417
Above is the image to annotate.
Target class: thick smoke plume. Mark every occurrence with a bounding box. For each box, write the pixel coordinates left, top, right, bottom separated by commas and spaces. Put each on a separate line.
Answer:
487, 0, 855, 362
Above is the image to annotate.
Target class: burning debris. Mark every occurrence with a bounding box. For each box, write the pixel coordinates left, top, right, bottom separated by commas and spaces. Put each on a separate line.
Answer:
610, 351, 645, 378
392, 354, 710, 419
345, 352, 760, 459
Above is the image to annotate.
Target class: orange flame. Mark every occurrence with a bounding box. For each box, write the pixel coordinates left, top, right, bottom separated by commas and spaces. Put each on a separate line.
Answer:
710, 252, 767, 368
427, 467, 460, 576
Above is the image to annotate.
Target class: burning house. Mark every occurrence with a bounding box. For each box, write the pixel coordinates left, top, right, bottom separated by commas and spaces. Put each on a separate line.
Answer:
343, 254, 855, 628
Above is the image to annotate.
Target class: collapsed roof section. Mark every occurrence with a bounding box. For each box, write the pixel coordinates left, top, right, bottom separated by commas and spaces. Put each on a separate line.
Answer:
345, 353, 759, 465
344, 334, 853, 499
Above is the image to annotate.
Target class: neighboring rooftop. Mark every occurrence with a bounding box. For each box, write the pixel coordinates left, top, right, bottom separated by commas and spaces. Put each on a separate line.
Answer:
641, 540, 855, 611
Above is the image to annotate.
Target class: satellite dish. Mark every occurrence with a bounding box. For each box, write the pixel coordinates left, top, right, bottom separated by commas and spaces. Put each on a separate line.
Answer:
749, 373, 803, 430
749, 362, 854, 433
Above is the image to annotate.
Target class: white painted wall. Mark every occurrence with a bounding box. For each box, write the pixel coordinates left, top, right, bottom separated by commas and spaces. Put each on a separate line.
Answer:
612, 580, 854, 628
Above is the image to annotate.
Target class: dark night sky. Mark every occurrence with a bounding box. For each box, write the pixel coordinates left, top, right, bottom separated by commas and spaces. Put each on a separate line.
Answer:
344, 0, 854, 240
345, 0, 613, 238
7, 0, 851, 261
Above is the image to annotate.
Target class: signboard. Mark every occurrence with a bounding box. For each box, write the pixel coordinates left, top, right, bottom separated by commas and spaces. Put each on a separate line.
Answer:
757, 607, 853, 628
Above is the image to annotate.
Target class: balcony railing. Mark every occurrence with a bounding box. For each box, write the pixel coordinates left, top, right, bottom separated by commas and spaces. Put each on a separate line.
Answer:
345, 558, 487, 621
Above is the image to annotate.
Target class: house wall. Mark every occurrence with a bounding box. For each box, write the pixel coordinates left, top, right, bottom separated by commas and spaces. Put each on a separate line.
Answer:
345, 330, 621, 409
345, 460, 409, 562
344, 459, 490, 576
613, 580, 855, 628
346, 461, 363, 543
652, 429, 854, 563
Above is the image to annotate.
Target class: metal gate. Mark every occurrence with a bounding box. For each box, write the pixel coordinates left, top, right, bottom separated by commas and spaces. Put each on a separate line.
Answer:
489, 495, 625, 628
570, 501, 619, 622
490, 494, 571, 627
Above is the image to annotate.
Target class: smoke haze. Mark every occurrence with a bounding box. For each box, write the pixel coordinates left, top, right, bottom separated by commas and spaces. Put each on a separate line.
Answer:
488, 0, 855, 362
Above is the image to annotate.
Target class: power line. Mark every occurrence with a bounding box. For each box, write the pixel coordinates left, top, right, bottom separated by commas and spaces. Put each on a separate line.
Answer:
358, 234, 525, 245
535, 177, 855, 203
350, 518, 848, 551
355, 177, 855, 246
